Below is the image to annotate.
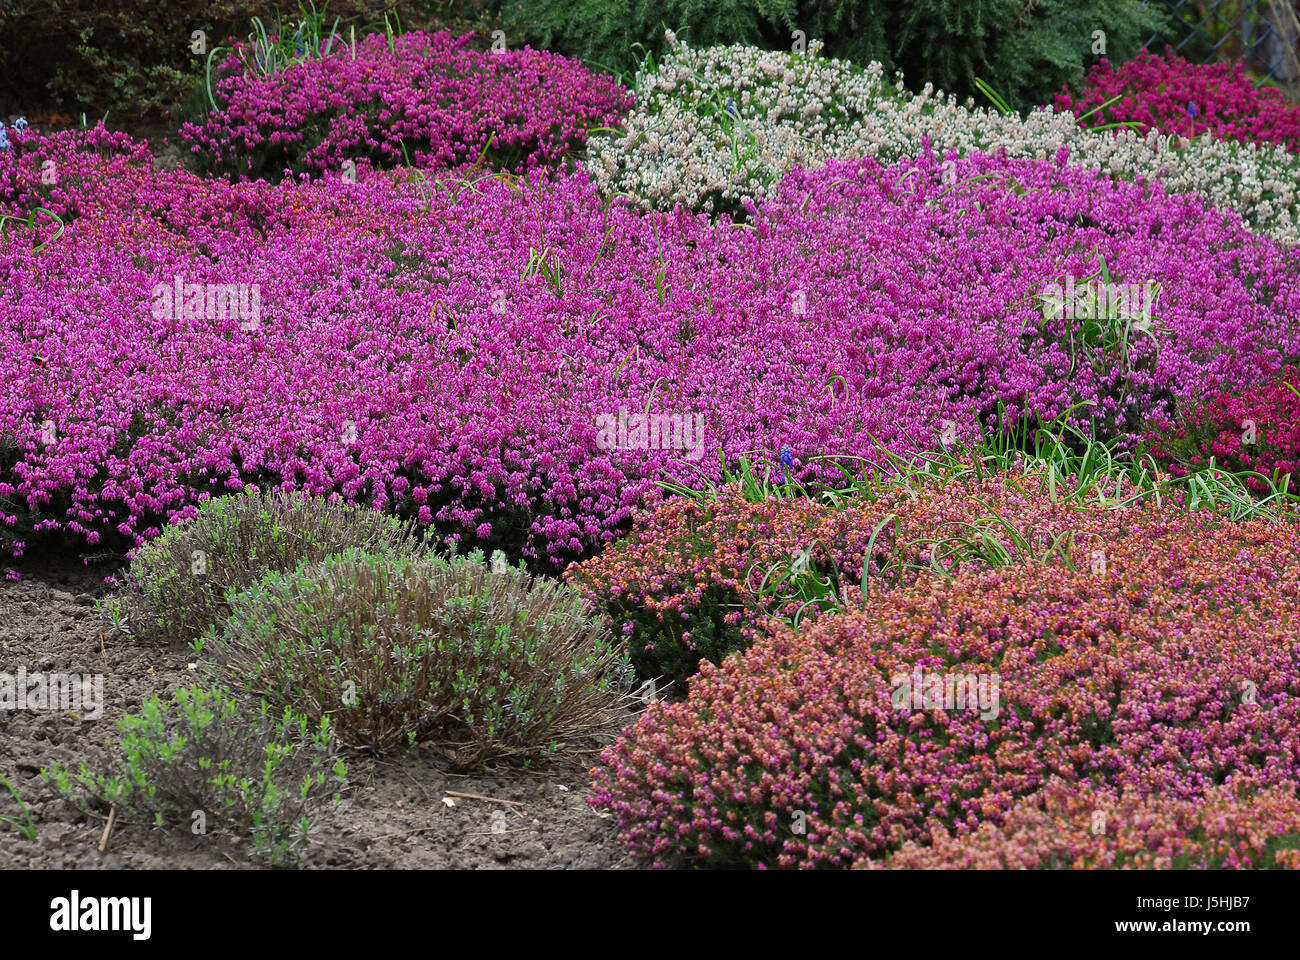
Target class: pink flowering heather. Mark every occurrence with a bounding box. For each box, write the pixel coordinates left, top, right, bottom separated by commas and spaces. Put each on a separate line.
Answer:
1057, 49, 1300, 151
179, 30, 631, 178
0, 122, 150, 231
589, 509, 1300, 868
1145, 367, 1300, 494
870, 778, 1300, 870
3, 129, 1299, 563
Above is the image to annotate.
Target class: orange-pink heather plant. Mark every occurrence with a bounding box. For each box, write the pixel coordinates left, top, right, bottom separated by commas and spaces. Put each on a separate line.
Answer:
566, 468, 1211, 682
589, 506, 1300, 868
869, 779, 1300, 870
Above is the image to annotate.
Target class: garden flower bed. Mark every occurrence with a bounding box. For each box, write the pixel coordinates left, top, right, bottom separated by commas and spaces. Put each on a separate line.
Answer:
3, 18, 1300, 874
5, 132, 1297, 566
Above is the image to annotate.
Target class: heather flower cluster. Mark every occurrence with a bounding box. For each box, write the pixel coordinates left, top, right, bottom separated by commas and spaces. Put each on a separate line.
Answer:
589, 508, 1300, 867
0, 122, 149, 229
4, 128, 1298, 563
590, 34, 1300, 243
1145, 367, 1300, 493
566, 469, 1196, 682
180, 30, 631, 178
873, 779, 1300, 870
1058, 50, 1300, 153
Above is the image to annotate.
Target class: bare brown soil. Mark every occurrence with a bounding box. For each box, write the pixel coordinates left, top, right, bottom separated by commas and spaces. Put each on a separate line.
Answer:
0, 552, 635, 870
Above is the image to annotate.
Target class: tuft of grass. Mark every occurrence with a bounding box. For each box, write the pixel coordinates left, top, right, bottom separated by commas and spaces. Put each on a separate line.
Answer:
678, 402, 1298, 521
0, 774, 35, 841
0, 206, 66, 253
974, 77, 1015, 117
206, 0, 343, 111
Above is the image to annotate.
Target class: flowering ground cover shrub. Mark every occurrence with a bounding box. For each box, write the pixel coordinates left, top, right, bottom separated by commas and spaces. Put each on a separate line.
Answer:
3, 125, 1298, 568
102, 490, 427, 645
0, 122, 150, 236
590, 36, 1300, 243
566, 487, 829, 683
181, 30, 631, 179
589, 509, 1300, 867
565, 463, 1284, 684
1144, 367, 1300, 495
205, 549, 633, 761
1058, 50, 1300, 153
872, 779, 1300, 869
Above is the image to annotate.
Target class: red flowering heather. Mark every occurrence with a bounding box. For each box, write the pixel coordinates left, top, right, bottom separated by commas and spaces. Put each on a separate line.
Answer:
1057, 49, 1300, 152
180, 30, 631, 178
1145, 367, 1300, 493
590, 508, 1300, 868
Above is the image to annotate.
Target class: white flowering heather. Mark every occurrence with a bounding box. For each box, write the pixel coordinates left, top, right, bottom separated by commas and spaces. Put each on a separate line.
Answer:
590, 33, 1300, 244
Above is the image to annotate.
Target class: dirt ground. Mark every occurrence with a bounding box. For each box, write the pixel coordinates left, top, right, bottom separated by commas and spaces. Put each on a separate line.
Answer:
0, 550, 637, 870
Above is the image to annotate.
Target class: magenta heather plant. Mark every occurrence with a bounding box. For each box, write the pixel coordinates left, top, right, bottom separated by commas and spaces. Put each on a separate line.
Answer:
180, 30, 631, 179
1145, 366, 1300, 493
3, 126, 1299, 564
1057, 49, 1300, 151
0, 122, 150, 231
